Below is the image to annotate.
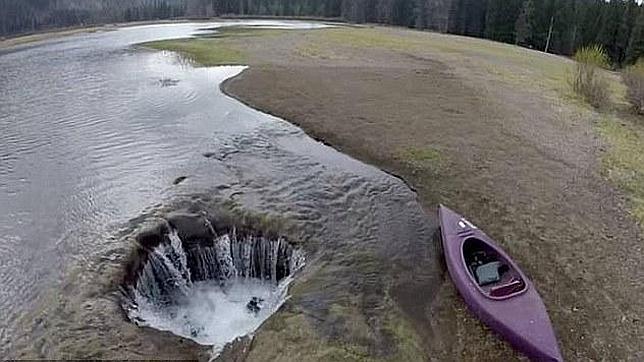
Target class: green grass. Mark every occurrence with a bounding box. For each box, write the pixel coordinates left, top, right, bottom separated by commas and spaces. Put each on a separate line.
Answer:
309, 27, 630, 106
397, 146, 443, 172
141, 38, 245, 66
139, 27, 285, 66
597, 116, 644, 225
381, 307, 425, 362
311, 27, 643, 227
309, 27, 574, 93
608, 72, 629, 106
569, 45, 611, 108
252, 302, 424, 361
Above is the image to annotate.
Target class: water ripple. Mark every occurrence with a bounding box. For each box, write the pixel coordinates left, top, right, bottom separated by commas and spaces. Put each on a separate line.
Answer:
0, 21, 437, 359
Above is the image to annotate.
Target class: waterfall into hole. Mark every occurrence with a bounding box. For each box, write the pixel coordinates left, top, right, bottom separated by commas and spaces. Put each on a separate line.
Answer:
121, 224, 304, 355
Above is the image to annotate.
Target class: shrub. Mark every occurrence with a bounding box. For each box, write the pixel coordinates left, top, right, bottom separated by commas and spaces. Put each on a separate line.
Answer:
622, 59, 644, 115
570, 44, 610, 108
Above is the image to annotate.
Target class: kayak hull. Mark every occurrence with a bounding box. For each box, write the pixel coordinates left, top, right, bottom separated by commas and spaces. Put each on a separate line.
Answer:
439, 205, 563, 362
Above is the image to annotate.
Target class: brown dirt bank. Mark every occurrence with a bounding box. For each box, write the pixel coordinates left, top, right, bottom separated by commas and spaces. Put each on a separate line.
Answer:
220, 27, 644, 360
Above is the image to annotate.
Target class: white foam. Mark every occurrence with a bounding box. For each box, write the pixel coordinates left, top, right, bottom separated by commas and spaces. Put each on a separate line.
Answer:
131, 276, 291, 355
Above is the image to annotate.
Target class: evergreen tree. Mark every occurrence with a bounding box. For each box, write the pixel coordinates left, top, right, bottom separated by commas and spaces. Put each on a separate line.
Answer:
627, 6, 644, 64
568, 0, 585, 52
463, 0, 488, 37
596, 0, 623, 64
484, 0, 500, 39
413, 0, 427, 29
551, 0, 576, 55
515, 0, 535, 45
616, 0, 638, 65
485, 0, 522, 43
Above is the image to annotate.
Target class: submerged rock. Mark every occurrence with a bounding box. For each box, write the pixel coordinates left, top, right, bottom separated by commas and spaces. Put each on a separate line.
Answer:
172, 176, 188, 185
166, 212, 215, 247
246, 297, 264, 314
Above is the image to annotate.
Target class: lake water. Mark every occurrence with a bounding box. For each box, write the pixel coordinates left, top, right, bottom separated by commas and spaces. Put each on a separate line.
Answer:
0, 21, 439, 359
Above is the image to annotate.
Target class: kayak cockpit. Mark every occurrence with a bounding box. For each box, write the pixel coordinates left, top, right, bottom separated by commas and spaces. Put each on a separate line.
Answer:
462, 237, 527, 299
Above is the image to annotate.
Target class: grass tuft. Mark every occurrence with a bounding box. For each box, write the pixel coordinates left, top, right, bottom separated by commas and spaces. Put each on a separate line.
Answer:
569, 44, 610, 108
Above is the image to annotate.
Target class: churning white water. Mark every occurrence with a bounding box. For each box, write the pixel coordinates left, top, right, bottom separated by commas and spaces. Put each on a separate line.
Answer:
131, 276, 292, 350
123, 228, 303, 355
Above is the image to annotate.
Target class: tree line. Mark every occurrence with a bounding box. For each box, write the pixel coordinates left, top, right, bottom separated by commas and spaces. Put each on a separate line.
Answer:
3, 0, 644, 66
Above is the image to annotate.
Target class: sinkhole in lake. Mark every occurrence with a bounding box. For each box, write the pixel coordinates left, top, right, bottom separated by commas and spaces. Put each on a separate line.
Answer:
120, 210, 304, 351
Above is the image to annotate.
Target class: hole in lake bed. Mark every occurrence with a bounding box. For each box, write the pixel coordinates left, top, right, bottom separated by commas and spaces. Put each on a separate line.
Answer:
120, 210, 304, 352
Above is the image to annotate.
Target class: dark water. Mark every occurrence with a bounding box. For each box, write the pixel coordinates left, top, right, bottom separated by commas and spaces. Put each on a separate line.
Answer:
0, 21, 439, 358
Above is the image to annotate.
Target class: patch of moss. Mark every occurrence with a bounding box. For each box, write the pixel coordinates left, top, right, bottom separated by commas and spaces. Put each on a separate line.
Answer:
248, 311, 369, 361
328, 303, 373, 347
381, 308, 425, 362
597, 116, 644, 225
397, 146, 443, 172
326, 300, 425, 362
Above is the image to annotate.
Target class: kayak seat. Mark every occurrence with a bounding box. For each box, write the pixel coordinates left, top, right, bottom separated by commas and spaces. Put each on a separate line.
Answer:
475, 261, 501, 285
490, 278, 525, 297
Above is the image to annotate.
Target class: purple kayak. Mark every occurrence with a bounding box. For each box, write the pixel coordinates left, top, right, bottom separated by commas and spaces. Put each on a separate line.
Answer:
439, 205, 563, 362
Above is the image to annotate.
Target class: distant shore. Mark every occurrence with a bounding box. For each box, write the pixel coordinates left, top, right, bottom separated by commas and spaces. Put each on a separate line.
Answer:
0, 16, 345, 50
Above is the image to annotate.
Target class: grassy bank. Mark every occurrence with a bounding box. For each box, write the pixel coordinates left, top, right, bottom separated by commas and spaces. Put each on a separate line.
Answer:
598, 115, 644, 224
142, 38, 246, 66
139, 27, 288, 66
298, 27, 644, 226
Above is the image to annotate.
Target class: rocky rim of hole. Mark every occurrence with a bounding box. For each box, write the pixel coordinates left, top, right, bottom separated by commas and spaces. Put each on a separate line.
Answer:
119, 203, 304, 307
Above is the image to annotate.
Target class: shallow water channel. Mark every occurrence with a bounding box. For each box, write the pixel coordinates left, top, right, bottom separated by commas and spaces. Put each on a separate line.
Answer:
0, 21, 440, 359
